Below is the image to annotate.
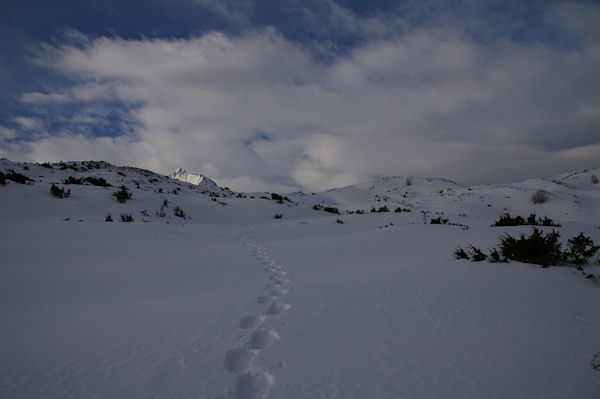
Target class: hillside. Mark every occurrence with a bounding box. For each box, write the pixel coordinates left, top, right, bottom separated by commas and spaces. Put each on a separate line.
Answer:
1, 159, 599, 398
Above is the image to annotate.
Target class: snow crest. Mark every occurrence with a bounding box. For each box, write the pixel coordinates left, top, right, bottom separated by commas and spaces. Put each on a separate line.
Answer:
169, 168, 219, 189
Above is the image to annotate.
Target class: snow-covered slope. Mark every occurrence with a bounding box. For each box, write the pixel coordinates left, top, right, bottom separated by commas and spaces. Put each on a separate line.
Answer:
170, 168, 221, 191
1, 159, 599, 398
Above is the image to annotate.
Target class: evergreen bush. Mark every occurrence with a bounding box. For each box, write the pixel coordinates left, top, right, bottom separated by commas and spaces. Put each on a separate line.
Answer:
113, 185, 132, 203
120, 213, 134, 222
50, 183, 70, 198
566, 233, 600, 268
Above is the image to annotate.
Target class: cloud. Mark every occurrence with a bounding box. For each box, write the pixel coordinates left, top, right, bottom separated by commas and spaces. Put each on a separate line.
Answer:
11, 116, 43, 130
2, 1, 599, 191
21, 92, 71, 104
0, 126, 16, 140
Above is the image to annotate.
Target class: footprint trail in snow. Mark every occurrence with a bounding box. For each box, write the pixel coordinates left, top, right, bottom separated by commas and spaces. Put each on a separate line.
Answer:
223, 241, 291, 399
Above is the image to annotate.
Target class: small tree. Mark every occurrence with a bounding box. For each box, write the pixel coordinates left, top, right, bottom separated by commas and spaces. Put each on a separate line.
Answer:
526, 213, 538, 226
113, 185, 132, 203
50, 183, 70, 198
120, 213, 134, 222
454, 247, 469, 260
591, 175, 599, 184
105, 214, 114, 222
274, 214, 283, 219
500, 228, 562, 267
566, 233, 600, 269
174, 206, 186, 219
470, 246, 487, 262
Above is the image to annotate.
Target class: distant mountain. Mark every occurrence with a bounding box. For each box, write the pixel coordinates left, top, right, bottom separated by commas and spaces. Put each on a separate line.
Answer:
169, 168, 220, 190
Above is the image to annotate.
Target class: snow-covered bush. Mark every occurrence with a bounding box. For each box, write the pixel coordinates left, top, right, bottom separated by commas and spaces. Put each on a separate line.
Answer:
531, 189, 548, 204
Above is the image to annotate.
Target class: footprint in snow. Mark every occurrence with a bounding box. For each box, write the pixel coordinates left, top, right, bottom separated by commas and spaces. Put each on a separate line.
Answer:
234, 369, 274, 399
266, 301, 291, 315
270, 288, 288, 297
249, 328, 280, 350
239, 315, 265, 330
224, 348, 257, 373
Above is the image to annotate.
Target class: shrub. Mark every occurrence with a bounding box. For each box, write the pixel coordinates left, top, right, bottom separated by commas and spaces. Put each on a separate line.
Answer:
591, 352, 600, 370
592, 175, 599, 184
470, 246, 487, 262
500, 228, 562, 267
84, 176, 110, 187
454, 247, 469, 260
336, 218, 344, 224
494, 213, 526, 226
50, 183, 70, 198
311, 205, 340, 214
105, 214, 113, 222
120, 213, 134, 222
566, 233, 600, 267
430, 217, 449, 224
540, 216, 560, 227
3, 169, 31, 184
271, 193, 291, 202
274, 214, 283, 219
394, 207, 411, 213
174, 206, 186, 219
453, 246, 487, 261
0, 172, 5, 185
493, 212, 560, 227
113, 185, 132, 203
63, 176, 83, 184
531, 189, 548, 204
526, 213, 538, 226
406, 177, 413, 186
489, 248, 505, 263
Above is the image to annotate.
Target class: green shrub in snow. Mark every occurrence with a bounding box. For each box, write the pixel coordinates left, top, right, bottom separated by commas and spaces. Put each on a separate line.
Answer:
113, 185, 132, 203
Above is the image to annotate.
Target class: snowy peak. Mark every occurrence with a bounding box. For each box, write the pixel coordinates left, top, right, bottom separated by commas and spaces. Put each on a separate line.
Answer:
170, 168, 219, 190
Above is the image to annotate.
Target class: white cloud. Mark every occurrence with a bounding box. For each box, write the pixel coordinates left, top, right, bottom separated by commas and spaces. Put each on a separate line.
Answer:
11, 116, 43, 130
3, 2, 600, 191
0, 127, 16, 140
21, 92, 71, 104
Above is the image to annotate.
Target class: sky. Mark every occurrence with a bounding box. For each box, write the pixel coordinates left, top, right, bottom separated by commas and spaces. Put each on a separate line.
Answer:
0, 0, 599, 192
